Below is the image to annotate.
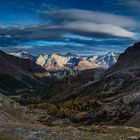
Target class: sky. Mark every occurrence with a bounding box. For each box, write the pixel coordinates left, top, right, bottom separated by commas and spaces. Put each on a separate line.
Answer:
0, 0, 140, 55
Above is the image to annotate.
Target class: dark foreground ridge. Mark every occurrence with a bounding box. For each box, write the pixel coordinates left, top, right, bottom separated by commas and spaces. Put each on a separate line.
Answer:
0, 50, 48, 94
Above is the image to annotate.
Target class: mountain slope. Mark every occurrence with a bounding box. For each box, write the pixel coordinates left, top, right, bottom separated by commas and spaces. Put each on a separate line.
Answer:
72, 42, 140, 124
106, 42, 140, 75
37, 68, 104, 102
0, 50, 49, 94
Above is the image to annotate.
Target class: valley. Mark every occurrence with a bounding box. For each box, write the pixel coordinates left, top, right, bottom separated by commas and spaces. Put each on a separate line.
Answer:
0, 42, 140, 139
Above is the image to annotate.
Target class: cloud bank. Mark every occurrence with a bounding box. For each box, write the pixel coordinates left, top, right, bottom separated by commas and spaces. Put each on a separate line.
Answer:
0, 8, 138, 55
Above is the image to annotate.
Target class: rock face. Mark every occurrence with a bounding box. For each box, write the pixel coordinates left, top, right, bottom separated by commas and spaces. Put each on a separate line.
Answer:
36, 54, 49, 67
41, 53, 70, 70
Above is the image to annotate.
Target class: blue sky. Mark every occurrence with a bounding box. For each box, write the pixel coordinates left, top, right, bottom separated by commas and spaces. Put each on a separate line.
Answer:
0, 0, 140, 55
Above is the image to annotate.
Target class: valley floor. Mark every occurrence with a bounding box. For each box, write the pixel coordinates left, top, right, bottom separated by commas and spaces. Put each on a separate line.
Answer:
0, 121, 140, 140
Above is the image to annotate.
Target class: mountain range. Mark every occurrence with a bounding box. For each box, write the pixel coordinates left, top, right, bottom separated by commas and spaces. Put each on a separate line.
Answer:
9, 51, 120, 70
2, 49, 117, 94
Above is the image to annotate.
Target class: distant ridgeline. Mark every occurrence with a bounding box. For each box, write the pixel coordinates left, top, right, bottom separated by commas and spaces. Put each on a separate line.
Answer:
9, 51, 120, 70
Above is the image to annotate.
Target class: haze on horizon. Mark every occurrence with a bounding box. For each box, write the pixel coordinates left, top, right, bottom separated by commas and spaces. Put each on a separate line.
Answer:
0, 0, 140, 55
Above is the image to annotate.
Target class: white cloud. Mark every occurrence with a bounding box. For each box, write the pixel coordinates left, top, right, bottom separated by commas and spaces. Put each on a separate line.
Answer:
42, 9, 138, 28
0, 8, 137, 40
40, 8, 138, 39
48, 21, 137, 39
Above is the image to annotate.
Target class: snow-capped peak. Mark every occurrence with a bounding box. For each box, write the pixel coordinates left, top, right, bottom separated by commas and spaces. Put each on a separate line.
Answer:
9, 51, 120, 70
8, 51, 35, 60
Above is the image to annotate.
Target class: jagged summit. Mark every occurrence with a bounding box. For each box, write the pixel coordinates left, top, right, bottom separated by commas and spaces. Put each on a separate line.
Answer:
36, 51, 120, 70
8, 50, 120, 71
